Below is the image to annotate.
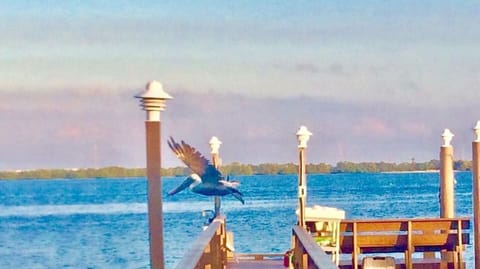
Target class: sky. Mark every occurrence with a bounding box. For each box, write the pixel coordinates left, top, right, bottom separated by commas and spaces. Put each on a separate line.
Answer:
1, 1, 480, 170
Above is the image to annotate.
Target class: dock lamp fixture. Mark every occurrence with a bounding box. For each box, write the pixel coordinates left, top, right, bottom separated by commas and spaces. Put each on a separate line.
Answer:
136, 80, 173, 121
297, 126, 313, 149
209, 136, 222, 155
473, 121, 480, 269
135, 80, 172, 269
296, 126, 312, 228
209, 136, 222, 217
442, 128, 454, 147
474, 121, 480, 142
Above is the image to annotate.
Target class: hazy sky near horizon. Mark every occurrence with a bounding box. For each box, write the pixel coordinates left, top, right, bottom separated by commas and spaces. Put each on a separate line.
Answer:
1, 1, 480, 170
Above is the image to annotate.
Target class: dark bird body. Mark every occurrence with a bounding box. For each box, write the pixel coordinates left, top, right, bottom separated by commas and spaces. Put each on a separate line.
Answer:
167, 137, 244, 204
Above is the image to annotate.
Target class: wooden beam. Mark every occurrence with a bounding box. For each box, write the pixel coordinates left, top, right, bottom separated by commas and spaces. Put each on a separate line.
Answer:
175, 217, 225, 269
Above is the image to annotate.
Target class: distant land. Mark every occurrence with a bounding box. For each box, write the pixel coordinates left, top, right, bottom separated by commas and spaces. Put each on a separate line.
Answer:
0, 160, 472, 180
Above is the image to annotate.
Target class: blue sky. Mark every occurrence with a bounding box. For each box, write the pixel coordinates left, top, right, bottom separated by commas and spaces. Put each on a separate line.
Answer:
1, 1, 479, 169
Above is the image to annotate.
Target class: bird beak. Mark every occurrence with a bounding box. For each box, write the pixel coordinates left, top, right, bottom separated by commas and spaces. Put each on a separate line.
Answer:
168, 177, 195, 196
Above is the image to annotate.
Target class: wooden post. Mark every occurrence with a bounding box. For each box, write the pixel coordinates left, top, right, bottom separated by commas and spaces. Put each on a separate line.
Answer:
209, 136, 222, 217
136, 81, 172, 269
146, 121, 164, 269
213, 153, 221, 217
296, 126, 312, 229
440, 129, 455, 218
473, 121, 480, 269
440, 146, 455, 217
439, 129, 455, 267
220, 219, 227, 268
298, 147, 306, 228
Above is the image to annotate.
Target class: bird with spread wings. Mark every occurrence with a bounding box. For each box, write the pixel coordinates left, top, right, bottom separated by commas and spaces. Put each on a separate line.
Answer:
167, 137, 244, 204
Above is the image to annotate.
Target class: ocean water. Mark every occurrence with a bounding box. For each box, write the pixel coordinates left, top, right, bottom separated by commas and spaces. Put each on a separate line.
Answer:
0, 172, 474, 268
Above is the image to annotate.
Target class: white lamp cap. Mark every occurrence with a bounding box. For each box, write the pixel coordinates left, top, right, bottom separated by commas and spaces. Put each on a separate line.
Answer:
441, 128, 454, 147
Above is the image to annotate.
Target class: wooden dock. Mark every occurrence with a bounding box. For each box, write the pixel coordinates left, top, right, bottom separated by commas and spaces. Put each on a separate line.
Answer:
227, 259, 284, 269
227, 257, 466, 269
226, 253, 285, 269
173, 216, 470, 269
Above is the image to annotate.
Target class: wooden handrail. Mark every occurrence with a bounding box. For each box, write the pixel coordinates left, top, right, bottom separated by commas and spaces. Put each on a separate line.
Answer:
175, 216, 226, 269
292, 225, 338, 269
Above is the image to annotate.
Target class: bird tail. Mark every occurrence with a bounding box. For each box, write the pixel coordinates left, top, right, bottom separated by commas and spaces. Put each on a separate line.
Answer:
231, 191, 245, 205
227, 186, 244, 204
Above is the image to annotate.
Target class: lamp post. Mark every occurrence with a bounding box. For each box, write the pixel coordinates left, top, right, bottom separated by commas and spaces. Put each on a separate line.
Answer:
473, 121, 480, 269
209, 136, 222, 217
296, 126, 312, 228
440, 128, 455, 219
135, 81, 172, 269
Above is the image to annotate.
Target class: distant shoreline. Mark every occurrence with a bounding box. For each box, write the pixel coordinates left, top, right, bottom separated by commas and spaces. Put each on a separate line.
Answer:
0, 164, 472, 180
381, 170, 439, 174
0, 172, 470, 181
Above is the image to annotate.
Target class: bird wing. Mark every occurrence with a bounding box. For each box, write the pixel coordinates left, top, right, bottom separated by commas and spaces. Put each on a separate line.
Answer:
168, 137, 221, 183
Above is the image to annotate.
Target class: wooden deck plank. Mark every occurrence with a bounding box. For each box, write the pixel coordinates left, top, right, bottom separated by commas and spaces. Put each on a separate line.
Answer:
227, 259, 284, 269
338, 258, 465, 269
227, 257, 461, 269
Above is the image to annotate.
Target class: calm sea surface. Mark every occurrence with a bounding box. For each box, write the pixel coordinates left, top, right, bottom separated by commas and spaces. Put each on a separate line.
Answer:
0, 172, 474, 268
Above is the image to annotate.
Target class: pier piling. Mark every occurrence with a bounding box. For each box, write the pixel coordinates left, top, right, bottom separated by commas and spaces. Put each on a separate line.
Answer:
440, 128, 455, 218
136, 81, 172, 269
439, 128, 455, 266
473, 121, 480, 269
209, 136, 222, 217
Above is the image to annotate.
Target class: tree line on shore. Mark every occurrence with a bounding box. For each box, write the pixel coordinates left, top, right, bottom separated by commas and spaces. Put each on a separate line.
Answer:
0, 159, 473, 180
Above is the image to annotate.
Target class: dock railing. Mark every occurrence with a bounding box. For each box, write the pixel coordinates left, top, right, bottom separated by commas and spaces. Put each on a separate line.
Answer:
292, 225, 339, 269
338, 217, 470, 269
174, 216, 227, 269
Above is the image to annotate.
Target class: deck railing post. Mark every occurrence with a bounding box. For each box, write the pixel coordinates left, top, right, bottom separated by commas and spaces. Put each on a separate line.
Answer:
209, 137, 222, 217
220, 218, 227, 268
473, 121, 480, 269
135, 81, 172, 269
296, 126, 312, 229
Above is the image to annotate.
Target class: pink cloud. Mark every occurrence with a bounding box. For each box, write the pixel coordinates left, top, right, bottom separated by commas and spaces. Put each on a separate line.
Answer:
56, 126, 83, 140
352, 117, 394, 137
399, 122, 432, 137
